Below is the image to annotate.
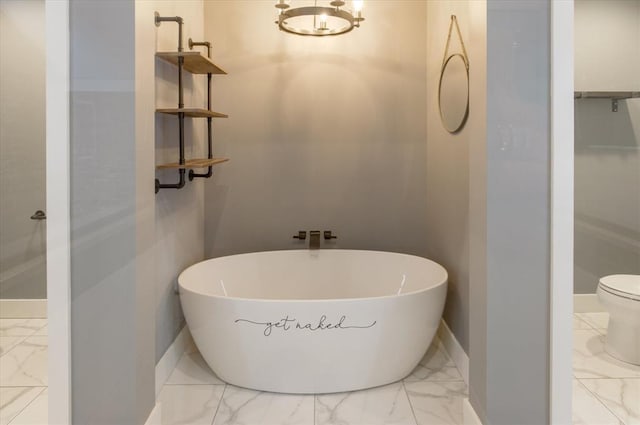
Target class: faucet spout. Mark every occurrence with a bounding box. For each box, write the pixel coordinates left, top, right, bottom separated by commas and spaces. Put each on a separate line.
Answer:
309, 230, 321, 249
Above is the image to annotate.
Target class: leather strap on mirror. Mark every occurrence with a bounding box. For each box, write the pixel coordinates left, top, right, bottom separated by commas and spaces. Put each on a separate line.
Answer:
442, 15, 469, 71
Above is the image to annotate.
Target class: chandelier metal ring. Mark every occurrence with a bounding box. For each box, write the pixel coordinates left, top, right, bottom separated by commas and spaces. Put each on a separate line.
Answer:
275, 2, 364, 37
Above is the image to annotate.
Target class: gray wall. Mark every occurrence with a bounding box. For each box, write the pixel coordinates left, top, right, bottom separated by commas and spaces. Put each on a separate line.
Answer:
69, 1, 211, 421
0, 0, 46, 299
574, 0, 640, 92
70, 1, 154, 423
574, 99, 640, 293
469, 1, 551, 423
137, 0, 209, 364
203, 1, 429, 259
425, 1, 475, 354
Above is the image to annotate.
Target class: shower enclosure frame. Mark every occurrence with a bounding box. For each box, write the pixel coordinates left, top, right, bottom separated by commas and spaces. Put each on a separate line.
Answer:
45, 0, 72, 423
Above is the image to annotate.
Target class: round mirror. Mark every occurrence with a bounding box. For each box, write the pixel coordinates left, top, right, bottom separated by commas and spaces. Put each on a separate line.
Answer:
438, 53, 469, 133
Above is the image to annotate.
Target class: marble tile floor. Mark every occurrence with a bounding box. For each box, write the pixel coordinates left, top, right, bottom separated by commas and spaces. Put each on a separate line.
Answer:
154, 312, 640, 425
572, 312, 640, 425
155, 338, 468, 425
1, 313, 638, 424
0, 318, 48, 425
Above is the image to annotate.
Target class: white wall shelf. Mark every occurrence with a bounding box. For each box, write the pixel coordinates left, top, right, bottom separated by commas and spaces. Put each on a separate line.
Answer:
574, 91, 640, 99
574, 91, 639, 112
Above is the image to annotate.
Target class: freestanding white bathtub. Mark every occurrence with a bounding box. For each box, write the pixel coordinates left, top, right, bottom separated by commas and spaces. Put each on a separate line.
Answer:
178, 249, 448, 394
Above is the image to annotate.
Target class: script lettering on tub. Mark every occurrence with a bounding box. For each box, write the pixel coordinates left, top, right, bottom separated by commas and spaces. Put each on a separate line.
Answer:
234, 315, 377, 337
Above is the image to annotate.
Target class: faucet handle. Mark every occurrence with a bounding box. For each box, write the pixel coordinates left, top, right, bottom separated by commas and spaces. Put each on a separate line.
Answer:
293, 231, 307, 240
324, 230, 337, 240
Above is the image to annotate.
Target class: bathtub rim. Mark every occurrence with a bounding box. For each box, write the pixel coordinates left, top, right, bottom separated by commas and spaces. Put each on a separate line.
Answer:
178, 249, 448, 303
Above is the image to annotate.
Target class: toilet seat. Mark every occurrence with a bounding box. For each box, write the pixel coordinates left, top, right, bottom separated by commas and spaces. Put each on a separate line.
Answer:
598, 274, 640, 302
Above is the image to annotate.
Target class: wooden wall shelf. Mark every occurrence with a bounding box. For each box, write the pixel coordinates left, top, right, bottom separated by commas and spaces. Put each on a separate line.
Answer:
154, 15, 228, 193
156, 108, 228, 118
156, 52, 226, 75
156, 158, 229, 170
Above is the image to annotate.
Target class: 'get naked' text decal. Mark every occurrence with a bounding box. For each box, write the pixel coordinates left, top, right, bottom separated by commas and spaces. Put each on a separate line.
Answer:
234, 315, 377, 336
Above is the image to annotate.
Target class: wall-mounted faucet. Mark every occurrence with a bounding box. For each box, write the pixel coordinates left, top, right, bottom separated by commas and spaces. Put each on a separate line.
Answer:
309, 230, 321, 249
293, 230, 337, 249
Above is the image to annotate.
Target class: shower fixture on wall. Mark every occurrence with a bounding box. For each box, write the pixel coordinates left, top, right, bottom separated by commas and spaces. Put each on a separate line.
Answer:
275, 0, 364, 36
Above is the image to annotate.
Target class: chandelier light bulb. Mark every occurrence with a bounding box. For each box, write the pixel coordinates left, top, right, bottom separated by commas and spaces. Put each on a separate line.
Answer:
353, 0, 363, 12
319, 13, 328, 30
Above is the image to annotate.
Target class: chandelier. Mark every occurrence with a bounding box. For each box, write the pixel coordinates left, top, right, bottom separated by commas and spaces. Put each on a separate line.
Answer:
275, 1, 364, 36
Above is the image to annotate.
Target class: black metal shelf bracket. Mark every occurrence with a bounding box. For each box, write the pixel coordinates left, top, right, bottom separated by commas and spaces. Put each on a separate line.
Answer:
187, 38, 214, 181
155, 13, 187, 193
154, 14, 224, 193
154, 12, 184, 52
155, 169, 186, 194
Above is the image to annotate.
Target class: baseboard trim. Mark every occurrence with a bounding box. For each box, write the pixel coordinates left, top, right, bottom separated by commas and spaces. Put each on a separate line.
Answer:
463, 398, 483, 425
154, 325, 193, 397
438, 319, 469, 386
574, 293, 604, 313
144, 402, 161, 425
0, 299, 47, 318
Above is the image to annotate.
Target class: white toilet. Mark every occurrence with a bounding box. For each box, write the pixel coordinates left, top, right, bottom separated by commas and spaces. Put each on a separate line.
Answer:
597, 274, 640, 365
